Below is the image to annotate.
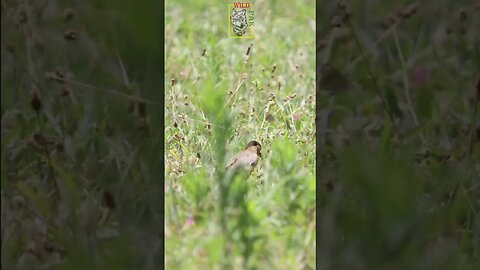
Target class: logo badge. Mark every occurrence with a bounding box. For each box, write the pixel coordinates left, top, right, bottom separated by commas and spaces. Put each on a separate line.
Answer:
228, 2, 254, 38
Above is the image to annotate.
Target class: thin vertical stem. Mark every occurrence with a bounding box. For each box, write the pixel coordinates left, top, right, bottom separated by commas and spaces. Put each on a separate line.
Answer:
392, 28, 426, 145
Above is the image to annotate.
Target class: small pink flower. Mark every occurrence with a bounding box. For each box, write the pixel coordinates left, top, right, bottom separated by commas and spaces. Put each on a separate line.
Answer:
409, 66, 431, 89
292, 112, 301, 121
185, 216, 195, 226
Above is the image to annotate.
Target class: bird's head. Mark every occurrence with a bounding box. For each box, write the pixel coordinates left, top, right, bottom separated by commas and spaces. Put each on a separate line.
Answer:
245, 140, 262, 157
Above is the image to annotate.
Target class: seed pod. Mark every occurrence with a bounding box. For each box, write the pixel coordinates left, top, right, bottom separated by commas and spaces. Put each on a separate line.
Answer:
31, 93, 42, 112
63, 29, 78, 41
63, 8, 75, 22
56, 143, 64, 153
265, 113, 274, 122
33, 133, 46, 146
103, 191, 115, 210
458, 8, 467, 21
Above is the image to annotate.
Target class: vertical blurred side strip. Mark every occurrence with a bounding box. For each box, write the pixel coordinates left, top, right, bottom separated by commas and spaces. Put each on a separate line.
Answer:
315, 1, 321, 270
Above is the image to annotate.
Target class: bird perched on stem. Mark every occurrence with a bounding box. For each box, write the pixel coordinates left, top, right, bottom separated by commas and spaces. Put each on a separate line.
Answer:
225, 140, 262, 173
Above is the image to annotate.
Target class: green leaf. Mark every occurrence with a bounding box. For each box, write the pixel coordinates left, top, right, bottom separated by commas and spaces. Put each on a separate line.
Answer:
37, 154, 79, 211
385, 87, 402, 118
416, 89, 433, 121
379, 122, 392, 155
16, 181, 51, 219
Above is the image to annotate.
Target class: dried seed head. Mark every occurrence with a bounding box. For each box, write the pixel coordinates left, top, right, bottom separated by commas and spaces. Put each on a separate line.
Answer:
33, 133, 46, 146
171, 78, 176, 86
63, 8, 75, 22
337, 0, 348, 10
386, 14, 398, 26
265, 113, 274, 122
271, 64, 277, 73
31, 93, 42, 112
400, 3, 419, 18
56, 143, 64, 153
17, 10, 27, 24
55, 70, 65, 83
63, 29, 78, 41
103, 191, 115, 209
324, 181, 334, 192
201, 48, 206, 56
45, 70, 66, 83
60, 88, 70, 97
458, 8, 467, 21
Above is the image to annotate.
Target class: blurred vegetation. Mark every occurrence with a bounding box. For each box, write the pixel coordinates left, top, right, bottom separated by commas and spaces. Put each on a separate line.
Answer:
1, 0, 162, 269
2, 0, 479, 269
317, 0, 479, 269
165, 0, 315, 269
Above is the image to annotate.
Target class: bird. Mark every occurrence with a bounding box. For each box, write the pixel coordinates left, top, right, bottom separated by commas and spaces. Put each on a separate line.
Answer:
225, 140, 262, 172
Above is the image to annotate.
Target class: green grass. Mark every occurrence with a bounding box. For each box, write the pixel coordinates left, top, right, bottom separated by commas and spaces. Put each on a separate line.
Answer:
317, 1, 479, 269
1, 1, 162, 269
165, 0, 316, 269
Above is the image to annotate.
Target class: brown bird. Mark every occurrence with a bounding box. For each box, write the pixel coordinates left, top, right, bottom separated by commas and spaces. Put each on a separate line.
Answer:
225, 140, 262, 172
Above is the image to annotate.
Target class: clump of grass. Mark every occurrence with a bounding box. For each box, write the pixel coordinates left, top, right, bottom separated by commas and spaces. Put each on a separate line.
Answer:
165, 0, 315, 268
2, 1, 162, 269
317, 0, 479, 269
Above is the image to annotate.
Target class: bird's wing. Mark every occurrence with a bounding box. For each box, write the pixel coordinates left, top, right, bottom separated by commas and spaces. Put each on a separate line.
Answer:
232, 152, 258, 169
226, 154, 239, 170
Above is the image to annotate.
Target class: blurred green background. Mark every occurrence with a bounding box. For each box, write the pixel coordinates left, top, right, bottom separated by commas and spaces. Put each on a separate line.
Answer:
317, 0, 479, 269
1, 0, 162, 269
